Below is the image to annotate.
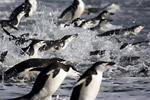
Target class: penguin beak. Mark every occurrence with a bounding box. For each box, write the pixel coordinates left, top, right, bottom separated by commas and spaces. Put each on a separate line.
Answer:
141, 24, 145, 28
76, 71, 82, 76
73, 33, 79, 37
107, 62, 115, 66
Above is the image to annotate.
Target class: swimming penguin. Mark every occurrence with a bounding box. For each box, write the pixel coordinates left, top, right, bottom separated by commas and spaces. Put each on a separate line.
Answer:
59, 0, 85, 20
120, 40, 150, 50
1, 11, 26, 32
64, 10, 113, 29
97, 24, 145, 37
9, 61, 80, 100
0, 58, 80, 81
22, 34, 78, 58
0, 0, 37, 32
89, 19, 113, 31
9, 0, 37, 19
64, 18, 86, 27
90, 50, 105, 56
21, 39, 46, 58
77, 10, 114, 29
92, 10, 114, 21
39, 34, 78, 51
70, 61, 115, 100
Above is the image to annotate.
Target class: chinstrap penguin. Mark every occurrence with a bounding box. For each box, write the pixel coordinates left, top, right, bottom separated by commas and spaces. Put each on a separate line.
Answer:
70, 61, 115, 100
21, 34, 78, 58
74, 10, 114, 29
89, 19, 113, 31
97, 24, 145, 37
1, 11, 26, 32
0, 58, 80, 81
120, 40, 150, 50
59, 0, 85, 20
9, 0, 37, 19
0, 0, 37, 32
8, 61, 80, 100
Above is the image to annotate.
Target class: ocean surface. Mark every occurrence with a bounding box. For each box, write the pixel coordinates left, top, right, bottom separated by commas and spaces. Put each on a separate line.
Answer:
0, 0, 150, 100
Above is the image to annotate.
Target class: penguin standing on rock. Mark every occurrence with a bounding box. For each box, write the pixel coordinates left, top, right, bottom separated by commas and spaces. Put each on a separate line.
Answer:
59, 0, 85, 20
9, 61, 80, 100
70, 61, 115, 100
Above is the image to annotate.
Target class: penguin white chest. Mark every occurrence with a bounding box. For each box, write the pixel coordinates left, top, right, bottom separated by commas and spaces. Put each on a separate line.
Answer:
45, 69, 68, 94
28, 0, 37, 16
79, 74, 102, 100
73, 0, 84, 19
15, 11, 26, 27
32, 69, 68, 100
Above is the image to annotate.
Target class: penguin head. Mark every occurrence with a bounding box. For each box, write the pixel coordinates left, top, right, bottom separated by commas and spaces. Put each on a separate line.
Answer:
34, 41, 46, 50
61, 34, 78, 42
94, 61, 115, 72
72, 18, 86, 26
133, 24, 145, 35
58, 60, 81, 78
82, 20, 95, 29
101, 10, 114, 19
60, 34, 78, 49
67, 66, 81, 78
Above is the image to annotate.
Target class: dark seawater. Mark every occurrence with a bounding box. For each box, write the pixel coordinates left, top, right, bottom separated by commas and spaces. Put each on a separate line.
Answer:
0, 0, 150, 100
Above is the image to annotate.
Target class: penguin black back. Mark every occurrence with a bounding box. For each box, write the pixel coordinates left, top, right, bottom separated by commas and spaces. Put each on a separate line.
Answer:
1, 58, 66, 80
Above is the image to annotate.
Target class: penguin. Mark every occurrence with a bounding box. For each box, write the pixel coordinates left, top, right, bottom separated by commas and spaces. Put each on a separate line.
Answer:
0, 0, 37, 32
9, 61, 80, 100
59, 0, 85, 20
22, 34, 78, 58
76, 10, 114, 29
89, 19, 113, 31
64, 18, 86, 27
64, 10, 113, 29
21, 39, 46, 58
0, 58, 80, 81
78, 20, 96, 29
90, 50, 105, 56
9, 0, 37, 19
97, 24, 145, 37
1, 11, 26, 32
120, 40, 150, 50
70, 61, 115, 100
92, 10, 114, 21
39, 33, 78, 51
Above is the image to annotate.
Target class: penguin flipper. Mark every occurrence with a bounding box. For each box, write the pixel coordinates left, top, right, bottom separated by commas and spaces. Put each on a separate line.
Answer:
52, 69, 60, 78
59, 6, 73, 20
73, 77, 88, 88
